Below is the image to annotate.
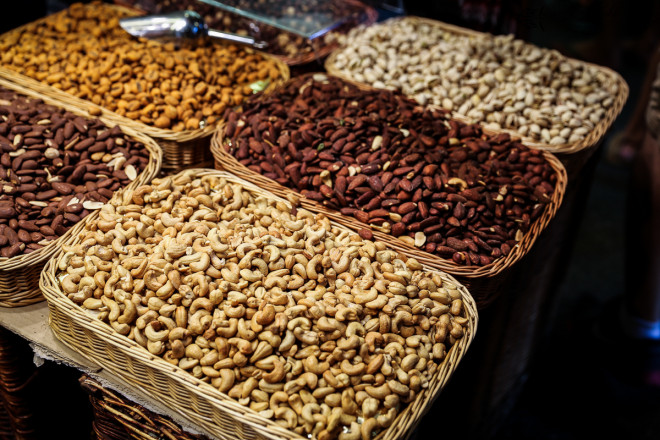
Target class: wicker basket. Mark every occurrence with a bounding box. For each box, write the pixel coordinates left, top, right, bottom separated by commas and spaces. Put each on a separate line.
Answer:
210, 85, 568, 308
325, 16, 629, 178
0, 76, 163, 308
41, 169, 478, 440
0, 326, 39, 439
0, 3, 289, 173
80, 375, 209, 440
113, 0, 378, 67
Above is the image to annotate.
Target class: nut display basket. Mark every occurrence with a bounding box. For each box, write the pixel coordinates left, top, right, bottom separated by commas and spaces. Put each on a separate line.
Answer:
325, 16, 628, 177
0, 77, 162, 307
41, 169, 478, 440
0, 2, 289, 173
80, 375, 208, 440
113, 0, 379, 66
210, 74, 568, 308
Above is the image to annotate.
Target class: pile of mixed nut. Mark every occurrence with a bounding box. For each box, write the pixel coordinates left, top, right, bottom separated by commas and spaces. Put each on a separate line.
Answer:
58, 171, 470, 439
0, 86, 151, 258
221, 74, 558, 266
0, 2, 285, 131
327, 16, 619, 146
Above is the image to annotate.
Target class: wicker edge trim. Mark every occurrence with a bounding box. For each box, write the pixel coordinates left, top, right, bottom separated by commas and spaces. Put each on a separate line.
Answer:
40, 169, 478, 440
324, 15, 629, 157
0, 75, 163, 301
210, 112, 568, 279
0, 3, 290, 143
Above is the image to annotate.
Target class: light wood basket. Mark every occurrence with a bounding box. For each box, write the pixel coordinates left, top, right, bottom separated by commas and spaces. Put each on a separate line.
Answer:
325, 16, 629, 177
41, 169, 478, 440
0, 76, 163, 308
0, 3, 289, 173
209, 76, 568, 308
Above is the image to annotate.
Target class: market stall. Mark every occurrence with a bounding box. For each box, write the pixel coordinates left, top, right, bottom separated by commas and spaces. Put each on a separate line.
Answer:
0, 1, 628, 439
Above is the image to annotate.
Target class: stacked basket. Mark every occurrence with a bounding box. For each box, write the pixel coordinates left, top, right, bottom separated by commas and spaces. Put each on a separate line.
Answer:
80, 375, 209, 440
0, 327, 39, 439
0, 2, 289, 173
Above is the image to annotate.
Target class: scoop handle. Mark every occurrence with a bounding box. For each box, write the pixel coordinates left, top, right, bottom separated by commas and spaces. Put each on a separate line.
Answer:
207, 29, 267, 49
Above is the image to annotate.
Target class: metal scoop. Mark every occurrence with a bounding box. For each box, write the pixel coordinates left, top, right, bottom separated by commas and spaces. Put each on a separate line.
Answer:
119, 10, 267, 49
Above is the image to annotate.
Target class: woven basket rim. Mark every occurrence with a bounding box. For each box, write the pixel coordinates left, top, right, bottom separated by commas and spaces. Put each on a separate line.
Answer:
40, 168, 478, 440
0, 2, 290, 142
209, 75, 568, 279
0, 76, 162, 272
324, 15, 629, 157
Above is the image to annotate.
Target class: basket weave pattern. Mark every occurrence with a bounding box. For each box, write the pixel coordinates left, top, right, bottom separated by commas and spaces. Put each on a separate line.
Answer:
0, 327, 39, 439
41, 169, 478, 440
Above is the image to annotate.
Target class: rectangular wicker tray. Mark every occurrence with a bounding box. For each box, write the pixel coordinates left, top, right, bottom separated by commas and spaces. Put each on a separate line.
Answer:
40, 169, 478, 440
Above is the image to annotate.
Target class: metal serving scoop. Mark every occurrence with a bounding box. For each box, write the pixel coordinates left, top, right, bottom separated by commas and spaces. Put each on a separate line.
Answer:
119, 10, 267, 49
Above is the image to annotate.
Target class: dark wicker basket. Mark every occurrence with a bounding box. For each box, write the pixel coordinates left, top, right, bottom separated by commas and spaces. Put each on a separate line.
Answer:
0, 327, 39, 439
80, 375, 210, 440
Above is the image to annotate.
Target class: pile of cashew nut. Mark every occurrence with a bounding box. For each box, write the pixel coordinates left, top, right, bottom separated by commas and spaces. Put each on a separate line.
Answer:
56, 170, 470, 440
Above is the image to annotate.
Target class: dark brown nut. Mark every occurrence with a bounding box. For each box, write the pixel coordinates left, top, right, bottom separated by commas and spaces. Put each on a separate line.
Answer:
1, 243, 23, 258
18, 220, 39, 232
0, 85, 151, 258
446, 237, 468, 252
4, 227, 18, 246
348, 175, 367, 192
391, 222, 406, 236
63, 213, 80, 223
354, 210, 370, 223
358, 228, 374, 240
52, 182, 74, 195
36, 190, 58, 201
17, 229, 31, 243
0, 206, 15, 219
63, 203, 83, 215
39, 225, 56, 236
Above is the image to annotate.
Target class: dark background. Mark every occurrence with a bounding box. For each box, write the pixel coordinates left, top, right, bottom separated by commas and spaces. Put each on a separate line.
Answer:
1, 0, 660, 439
